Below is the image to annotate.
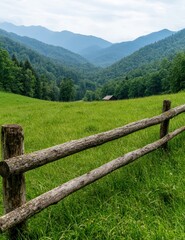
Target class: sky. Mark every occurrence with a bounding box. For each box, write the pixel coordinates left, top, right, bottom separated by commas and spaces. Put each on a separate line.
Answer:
0, 0, 185, 43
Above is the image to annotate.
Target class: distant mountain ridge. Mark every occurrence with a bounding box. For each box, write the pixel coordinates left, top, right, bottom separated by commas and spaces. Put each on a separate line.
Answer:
0, 28, 97, 73
0, 22, 174, 68
1, 21, 184, 88
0, 22, 112, 54
1, 22, 185, 101
95, 28, 185, 83
0, 33, 80, 82
80, 29, 175, 67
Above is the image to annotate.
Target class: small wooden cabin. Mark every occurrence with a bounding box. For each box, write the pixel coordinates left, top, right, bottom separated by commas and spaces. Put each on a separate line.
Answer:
103, 95, 117, 101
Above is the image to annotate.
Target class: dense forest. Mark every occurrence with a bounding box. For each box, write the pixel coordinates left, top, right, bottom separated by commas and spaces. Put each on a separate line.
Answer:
0, 29, 98, 75
95, 29, 185, 83
86, 29, 185, 100
84, 53, 185, 101
1, 46, 185, 102
1, 27, 185, 101
0, 33, 99, 101
0, 48, 86, 101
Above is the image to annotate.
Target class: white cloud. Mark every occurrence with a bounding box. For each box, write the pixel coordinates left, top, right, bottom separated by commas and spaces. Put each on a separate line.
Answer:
0, 0, 185, 42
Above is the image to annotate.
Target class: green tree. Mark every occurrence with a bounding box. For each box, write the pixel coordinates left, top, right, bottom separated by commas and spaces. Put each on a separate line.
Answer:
59, 78, 75, 101
101, 81, 116, 98
170, 52, 185, 92
12, 54, 20, 67
115, 80, 129, 99
22, 69, 36, 97
128, 78, 146, 98
34, 76, 42, 99
0, 49, 16, 92
83, 90, 96, 101
145, 72, 162, 96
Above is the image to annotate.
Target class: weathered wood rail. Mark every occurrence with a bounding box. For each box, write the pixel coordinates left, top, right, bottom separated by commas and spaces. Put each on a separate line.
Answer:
0, 100, 185, 239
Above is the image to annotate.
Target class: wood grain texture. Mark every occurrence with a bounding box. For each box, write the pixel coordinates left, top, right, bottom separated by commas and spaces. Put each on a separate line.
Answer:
0, 126, 184, 232
160, 100, 171, 150
1, 125, 26, 239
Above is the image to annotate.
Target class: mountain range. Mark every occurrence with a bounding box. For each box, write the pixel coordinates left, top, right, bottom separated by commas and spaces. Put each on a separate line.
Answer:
0, 31, 83, 84
81, 29, 174, 67
95, 28, 185, 83
0, 22, 112, 54
0, 28, 97, 75
0, 22, 174, 67
0, 21, 185, 100
1, 22, 185, 99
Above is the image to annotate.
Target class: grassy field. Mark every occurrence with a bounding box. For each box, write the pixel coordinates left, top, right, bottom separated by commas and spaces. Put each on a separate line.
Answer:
0, 91, 185, 239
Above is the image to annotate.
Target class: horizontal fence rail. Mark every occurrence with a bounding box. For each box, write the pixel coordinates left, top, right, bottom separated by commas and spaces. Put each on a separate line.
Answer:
1, 103, 185, 177
1, 100, 185, 239
0, 126, 185, 232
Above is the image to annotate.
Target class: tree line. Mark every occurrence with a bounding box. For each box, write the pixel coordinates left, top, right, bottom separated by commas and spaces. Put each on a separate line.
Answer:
84, 52, 185, 101
0, 48, 76, 101
1, 47, 185, 102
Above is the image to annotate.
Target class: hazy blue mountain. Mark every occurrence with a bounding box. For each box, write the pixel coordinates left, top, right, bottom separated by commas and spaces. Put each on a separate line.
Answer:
0, 28, 97, 73
0, 32, 86, 84
0, 22, 112, 54
0, 22, 175, 68
95, 28, 185, 83
81, 29, 175, 67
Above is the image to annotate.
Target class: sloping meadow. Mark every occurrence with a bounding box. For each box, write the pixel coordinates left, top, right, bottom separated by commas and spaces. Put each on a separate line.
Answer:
0, 91, 185, 239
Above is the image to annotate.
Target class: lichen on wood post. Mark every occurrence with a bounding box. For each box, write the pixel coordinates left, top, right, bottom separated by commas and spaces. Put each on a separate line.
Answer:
160, 100, 171, 150
1, 124, 26, 239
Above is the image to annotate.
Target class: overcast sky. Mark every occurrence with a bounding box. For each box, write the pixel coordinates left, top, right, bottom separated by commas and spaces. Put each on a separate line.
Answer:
0, 0, 185, 42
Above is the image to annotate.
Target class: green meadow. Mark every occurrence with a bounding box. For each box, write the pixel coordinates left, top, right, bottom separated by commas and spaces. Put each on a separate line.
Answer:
0, 91, 185, 239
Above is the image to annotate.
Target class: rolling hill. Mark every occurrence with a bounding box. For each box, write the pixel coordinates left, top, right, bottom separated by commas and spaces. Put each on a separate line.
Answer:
0, 91, 185, 240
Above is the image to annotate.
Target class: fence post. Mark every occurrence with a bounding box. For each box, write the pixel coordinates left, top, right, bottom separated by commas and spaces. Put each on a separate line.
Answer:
1, 124, 26, 239
160, 100, 171, 150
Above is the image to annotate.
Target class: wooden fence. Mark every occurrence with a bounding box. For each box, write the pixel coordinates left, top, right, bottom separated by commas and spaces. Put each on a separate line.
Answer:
0, 100, 185, 239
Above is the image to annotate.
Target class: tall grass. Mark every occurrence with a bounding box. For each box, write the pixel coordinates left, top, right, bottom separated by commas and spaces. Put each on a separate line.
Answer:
0, 91, 185, 239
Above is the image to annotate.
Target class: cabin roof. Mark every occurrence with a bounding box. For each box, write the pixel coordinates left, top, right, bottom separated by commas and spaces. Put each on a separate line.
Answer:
103, 95, 117, 100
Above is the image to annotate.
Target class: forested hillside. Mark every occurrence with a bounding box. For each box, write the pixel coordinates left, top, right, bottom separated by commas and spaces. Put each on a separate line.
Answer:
0, 33, 99, 100
84, 29, 185, 101
84, 51, 185, 101
0, 29, 97, 74
1, 26, 185, 102
96, 28, 185, 82
0, 34, 79, 81
81, 29, 174, 67
0, 23, 174, 68
0, 48, 46, 99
